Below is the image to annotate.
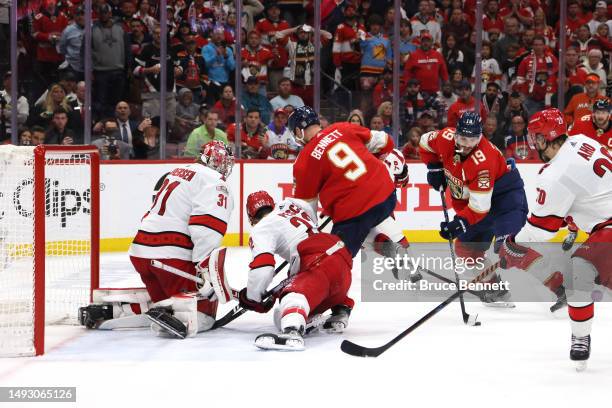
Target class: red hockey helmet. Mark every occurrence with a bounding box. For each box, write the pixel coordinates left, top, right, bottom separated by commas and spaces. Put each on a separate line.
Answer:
246, 191, 275, 223
526, 108, 567, 149
200, 140, 234, 179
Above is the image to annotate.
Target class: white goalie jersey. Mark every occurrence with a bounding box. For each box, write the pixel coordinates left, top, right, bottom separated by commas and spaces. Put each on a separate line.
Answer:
246, 198, 318, 301
129, 163, 234, 262
516, 134, 612, 242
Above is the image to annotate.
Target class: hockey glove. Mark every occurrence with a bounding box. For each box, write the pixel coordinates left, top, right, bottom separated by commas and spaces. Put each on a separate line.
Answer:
238, 288, 275, 314
382, 149, 410, 188
499, 236, 542, 271
440, 216, 468, 240
426, 162, 447, 191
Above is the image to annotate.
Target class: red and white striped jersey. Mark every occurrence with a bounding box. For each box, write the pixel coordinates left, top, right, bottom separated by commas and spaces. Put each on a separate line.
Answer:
246, 198, 318, 301
516, 134, 612, 241
332, 22, 365, 66
129, 163, 234, 262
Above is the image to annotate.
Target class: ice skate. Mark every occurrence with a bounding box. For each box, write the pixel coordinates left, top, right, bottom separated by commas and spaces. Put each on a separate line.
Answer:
255, 327, 305, 351
322, 305, 352, 333
145, 307, 188, 339
481, 275, 515, 308
79, 304, 113, 329
549, 285, 567, 313
570, 335, 590, 372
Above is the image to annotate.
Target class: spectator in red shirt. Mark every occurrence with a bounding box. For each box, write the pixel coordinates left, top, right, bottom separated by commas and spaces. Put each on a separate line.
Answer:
499, 0, 534, 29
401, 126, 422, 160
402, 32, 448, 96
447, 80, 487, 127
226, 108, 269, 159
255, 2, 291, 92
241, 30, 275, 94
372, 67, 394, 107
483, 0, 505, 34
564, 46, 589, 87
332, 5, 365, 91
557, 1, 589, 42
32, 0, 69, 95
503, 114, 538, 161
211, 85, 244, 130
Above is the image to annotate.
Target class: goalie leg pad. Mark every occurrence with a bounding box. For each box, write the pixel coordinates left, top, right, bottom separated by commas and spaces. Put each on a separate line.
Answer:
205, 247, 234, 304
172, 294, 198, 338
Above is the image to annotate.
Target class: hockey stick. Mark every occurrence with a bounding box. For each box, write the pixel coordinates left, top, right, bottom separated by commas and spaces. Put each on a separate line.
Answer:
211, 215, 334, 330
340, 260, 501, 357
150, 260, 240, 299
440, 190, 480, 327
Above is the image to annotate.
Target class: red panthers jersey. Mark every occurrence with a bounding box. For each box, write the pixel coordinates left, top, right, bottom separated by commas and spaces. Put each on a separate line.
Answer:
419, 127, 509, 225
293, 122, 394, 222
568, 114, 612, 150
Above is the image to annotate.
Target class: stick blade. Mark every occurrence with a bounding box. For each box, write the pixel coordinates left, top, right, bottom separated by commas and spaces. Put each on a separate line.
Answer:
340, 339, 383, 358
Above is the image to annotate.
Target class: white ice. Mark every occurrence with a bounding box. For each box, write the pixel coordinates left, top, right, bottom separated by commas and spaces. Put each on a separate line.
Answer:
0, 248, 610, 408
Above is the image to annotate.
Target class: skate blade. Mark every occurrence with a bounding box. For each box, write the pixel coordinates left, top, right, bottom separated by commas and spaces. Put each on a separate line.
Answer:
550, 302, 567, 313
145, 313, 186, 339
254, 333, 305, 351
574, 360, 588, 372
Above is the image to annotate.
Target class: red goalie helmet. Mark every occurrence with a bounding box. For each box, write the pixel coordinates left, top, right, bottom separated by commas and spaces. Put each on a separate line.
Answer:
200, 140, 234, 179
246, 191, 275, 222
526, 108, 567, 148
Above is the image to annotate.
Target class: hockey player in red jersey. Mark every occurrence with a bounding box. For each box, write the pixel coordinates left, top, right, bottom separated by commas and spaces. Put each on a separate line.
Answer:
288, 105, 408, 258
499, 108, 612, 371
80, 141, 235, 337
419, 111, 529, 306
207, 191, 354, 350
568, 99, 612, 150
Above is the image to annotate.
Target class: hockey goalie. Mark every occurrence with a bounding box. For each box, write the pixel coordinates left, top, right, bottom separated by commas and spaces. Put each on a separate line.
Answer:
498, 108, 612, 371
79, 141, 235, 338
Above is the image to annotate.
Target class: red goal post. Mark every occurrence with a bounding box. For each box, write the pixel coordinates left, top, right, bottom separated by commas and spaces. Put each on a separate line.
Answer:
0, 145, 100, 357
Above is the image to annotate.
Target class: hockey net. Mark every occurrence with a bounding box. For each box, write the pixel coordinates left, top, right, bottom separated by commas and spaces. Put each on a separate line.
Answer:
0, 145, 99, 357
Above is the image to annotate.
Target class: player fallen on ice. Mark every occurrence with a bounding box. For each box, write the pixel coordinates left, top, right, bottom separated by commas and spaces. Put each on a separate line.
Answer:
419, 111, 530, 307
207, 191, 354, 351
498, 108, 612, 371
288, 106, 420, 280
79, 141, 235, 338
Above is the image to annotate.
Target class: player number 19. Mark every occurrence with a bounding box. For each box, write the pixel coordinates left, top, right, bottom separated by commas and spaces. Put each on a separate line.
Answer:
327, 142, 367, 181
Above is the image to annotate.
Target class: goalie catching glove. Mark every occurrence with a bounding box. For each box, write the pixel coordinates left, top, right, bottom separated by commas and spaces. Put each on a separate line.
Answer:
382, 149, 409, 188
196, 247, 236, 304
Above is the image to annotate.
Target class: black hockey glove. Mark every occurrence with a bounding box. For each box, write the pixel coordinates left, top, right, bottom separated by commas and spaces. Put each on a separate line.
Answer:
440, 216, 468, 240
426, 162, 447, 191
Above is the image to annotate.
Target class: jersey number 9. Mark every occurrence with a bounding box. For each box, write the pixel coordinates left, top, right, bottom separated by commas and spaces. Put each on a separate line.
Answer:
327, 142, 367, 181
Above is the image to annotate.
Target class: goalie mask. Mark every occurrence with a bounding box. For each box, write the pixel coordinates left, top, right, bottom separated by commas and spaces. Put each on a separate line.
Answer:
200, 140, 235, 179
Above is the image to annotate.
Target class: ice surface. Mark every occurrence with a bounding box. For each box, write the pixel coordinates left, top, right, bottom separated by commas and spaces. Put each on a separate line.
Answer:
0, 249, 610, 408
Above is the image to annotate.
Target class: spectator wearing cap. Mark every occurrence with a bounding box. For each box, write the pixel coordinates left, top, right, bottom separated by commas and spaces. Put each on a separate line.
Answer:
32, 0, 69, 95
402, 31, 448, 97
493, 16, 520, 64
184, 109, 228, 157
416, 109, 437, 133
583, 48, 607, 93
447, 80, 487, 128
411, 0, 441, 47
501, 91, 528, 132
242, 76, 273, 123
255, 2, 291, 92
400, 78, 441, 133
563, 73, 610, 126
514, 35, 558, 118
263, 108, 300, 160
269, 77, 305, 111
332, 5, 366, 92
275, 24, 331, 106
0, 71, 29, 141
91, 3, 132, 120
588, 1, 612, 35
212, 85, 245, 130
58, 5, 84, 79
347, 109, 365, 126
134, 25, 182, 125
241, 30, 274, 94
174, 89, 200, 142
202, 28, 236, 102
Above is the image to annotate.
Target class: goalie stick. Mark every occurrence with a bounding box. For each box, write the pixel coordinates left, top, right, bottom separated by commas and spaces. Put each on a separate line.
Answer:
340, 260, 501, 358
440, 190, 480, 326
211, 216, 333, 330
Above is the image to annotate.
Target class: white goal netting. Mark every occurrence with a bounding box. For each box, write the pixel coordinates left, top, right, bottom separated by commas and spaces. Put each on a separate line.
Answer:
0, 146, 97, 357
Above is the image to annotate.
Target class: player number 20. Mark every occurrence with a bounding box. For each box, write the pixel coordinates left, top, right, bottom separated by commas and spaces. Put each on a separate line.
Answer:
327, 142, 367, 181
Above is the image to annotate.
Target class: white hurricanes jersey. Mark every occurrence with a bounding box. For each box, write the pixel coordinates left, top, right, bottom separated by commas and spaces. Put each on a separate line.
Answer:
246, 198, 318, 301
128, 163, 233, 262
516, 134, 612, 242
